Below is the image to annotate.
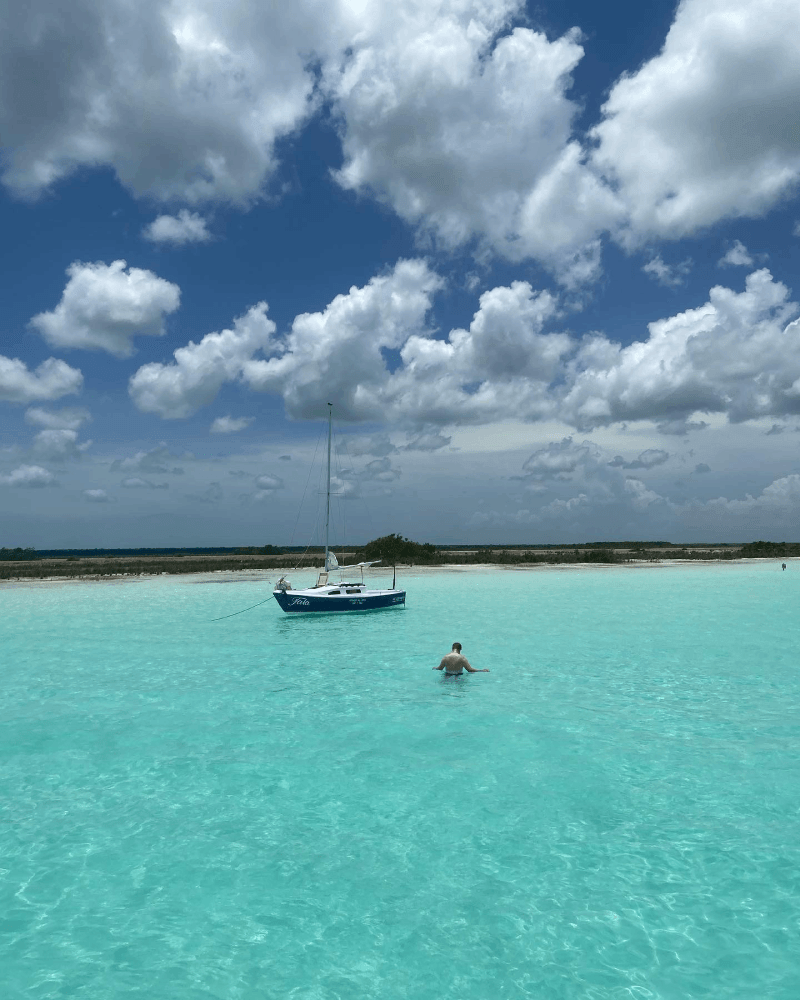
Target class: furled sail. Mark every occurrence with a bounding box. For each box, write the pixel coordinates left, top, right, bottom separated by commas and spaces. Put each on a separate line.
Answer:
326, 550, 339, 571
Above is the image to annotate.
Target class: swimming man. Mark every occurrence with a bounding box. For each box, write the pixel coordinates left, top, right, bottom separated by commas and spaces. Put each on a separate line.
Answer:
434, 642, 489, 675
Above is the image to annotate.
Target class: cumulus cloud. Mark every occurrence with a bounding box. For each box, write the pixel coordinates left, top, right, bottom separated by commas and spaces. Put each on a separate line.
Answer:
343, 433, 397, 458
0, 464, 58, 487
210, 415, 254, 434
242, 259, 443, 421
718, 240, 754, 268
25, 405, 90, 430
694, 463, 711, 474
402, 428, 452, 452
32, 428, 91, 461
83, 488, 114, 503
143, 211, 212, 246
362, 457, 401, 482
522, 437, 600, 481
130, 303, 276, 418
120, 477, 169, 489
4, 0, 800, 288
0, 355, 83, 403
608, 449, 669, 470
239, 473, 284, 502
328, 5, 620, 283
30, 260, 180, 357
255, 474, 284, 492
560, 269, 800, 429
0, 0, 331, 204
642, 255, 692, 288
132, 260, 800, 437
591, 0, 800, 243
483, 435, 676, 530
679, 474, 800, 534
376, 279, 568, 426
110, 444, 188, 475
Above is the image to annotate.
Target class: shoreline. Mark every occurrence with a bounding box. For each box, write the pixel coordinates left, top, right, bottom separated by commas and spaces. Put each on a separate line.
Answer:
2, 557, 795, 587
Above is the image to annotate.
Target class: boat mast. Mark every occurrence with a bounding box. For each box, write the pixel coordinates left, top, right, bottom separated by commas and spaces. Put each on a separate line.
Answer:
324, 402, 332, 572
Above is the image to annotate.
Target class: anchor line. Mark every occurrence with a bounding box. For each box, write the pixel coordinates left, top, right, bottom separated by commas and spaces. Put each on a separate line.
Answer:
209, 593, 274, 622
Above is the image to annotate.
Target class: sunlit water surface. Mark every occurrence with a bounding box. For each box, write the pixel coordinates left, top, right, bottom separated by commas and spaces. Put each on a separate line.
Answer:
2, 563, 799, 999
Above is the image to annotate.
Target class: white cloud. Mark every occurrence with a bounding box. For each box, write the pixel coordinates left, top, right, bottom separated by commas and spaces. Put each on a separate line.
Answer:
4, 0, 799, 290
0, 0, 331, 204
129, 303, 276, 418
30, 260, 180, 357
242, 259, 443, 421
362, 457, 401, 482
32, 428, 91, 461
143, 210, 212, 246
83, 488, 114, 503
376, 279, 568, 426
255, 474, 283, 491
560, 269, 800, 429
243, 473, 285, 500
642, 255, 692, 288
0, 464, 58, 487
0, 355, 83, 403
327, 4, 620, 283
135, 263, 800, 439
210, 415, 254, 434
522, 437, 601, 481
25, 405, 90, 430
718, 240, 754, 268
591, 0, 800, 243
110, 444, 188, 474
343, 433, 397, 457
679, 474, 800, 534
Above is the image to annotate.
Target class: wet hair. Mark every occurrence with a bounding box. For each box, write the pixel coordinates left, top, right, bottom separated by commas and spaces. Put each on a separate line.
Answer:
452, 642, 462, 651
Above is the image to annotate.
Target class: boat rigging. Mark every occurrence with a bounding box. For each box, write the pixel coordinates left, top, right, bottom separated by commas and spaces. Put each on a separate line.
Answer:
272, 404, 406, 613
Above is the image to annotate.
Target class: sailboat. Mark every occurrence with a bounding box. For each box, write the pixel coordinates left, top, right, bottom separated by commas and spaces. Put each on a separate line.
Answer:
272, 405, 406, 613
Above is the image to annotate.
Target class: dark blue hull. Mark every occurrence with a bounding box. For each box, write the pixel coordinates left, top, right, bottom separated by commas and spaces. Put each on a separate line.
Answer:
274, 590, 406, 613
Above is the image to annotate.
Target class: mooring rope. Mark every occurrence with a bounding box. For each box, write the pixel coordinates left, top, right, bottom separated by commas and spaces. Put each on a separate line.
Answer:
209, 593, 274, 622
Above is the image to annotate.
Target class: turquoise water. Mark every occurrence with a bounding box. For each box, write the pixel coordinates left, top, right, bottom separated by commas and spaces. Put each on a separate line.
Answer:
2, 563, 799, 999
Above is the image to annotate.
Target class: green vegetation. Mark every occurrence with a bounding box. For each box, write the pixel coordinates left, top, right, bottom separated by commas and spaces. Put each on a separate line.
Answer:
1, 539, 797, 580
362, 533, 438, 565
738, 541, 800, 558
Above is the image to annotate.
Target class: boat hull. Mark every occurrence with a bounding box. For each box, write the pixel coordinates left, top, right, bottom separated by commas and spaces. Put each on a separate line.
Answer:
273, 590, 405, 613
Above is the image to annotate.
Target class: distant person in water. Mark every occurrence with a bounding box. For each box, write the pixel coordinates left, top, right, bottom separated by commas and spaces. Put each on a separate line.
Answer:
782, 563, 787, 571
434, 642, 489, 675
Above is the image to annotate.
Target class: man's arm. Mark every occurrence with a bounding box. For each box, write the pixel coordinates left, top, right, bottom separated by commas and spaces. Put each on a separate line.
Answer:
434, 658, 445, 670
463, 658, 489, 673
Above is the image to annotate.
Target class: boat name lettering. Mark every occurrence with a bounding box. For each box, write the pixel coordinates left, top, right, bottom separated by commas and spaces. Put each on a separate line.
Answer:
289, 597, 310, 606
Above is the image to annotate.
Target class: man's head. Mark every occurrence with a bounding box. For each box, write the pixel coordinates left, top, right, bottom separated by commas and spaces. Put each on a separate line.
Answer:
452, 642, 462, 652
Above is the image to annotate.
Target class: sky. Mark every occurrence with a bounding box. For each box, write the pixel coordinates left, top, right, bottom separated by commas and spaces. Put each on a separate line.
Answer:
2, 0, 800, 548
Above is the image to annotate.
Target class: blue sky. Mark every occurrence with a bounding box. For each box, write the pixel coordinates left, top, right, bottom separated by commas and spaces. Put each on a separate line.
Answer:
2, 0, 800, 548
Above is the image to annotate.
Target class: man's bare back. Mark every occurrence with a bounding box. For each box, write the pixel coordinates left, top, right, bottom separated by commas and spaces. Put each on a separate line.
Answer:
439, 651, 472, 674
434, 643, 489, 674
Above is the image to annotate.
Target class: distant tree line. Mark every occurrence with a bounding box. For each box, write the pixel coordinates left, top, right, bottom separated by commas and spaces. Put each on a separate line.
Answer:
3, 539, 799, 579
0, 547, 38, 561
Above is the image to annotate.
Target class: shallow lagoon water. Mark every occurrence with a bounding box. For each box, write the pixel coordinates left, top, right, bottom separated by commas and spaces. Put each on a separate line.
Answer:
2, 563, 799, 999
